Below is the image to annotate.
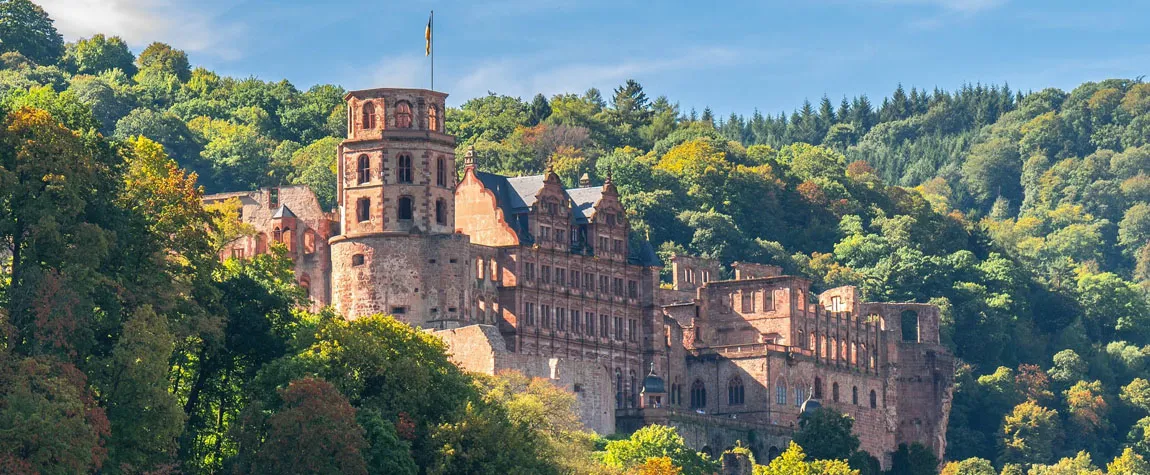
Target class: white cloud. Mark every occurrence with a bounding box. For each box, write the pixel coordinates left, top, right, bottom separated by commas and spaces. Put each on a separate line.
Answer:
37, 0, 245, 59
448, 46, 746, 103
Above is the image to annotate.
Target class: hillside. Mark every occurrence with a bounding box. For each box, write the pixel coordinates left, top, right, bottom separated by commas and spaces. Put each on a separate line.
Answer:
0, 0, 1148, 473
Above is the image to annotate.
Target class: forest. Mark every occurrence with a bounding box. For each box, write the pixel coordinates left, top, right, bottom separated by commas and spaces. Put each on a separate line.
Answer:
0, 0, 1149, 473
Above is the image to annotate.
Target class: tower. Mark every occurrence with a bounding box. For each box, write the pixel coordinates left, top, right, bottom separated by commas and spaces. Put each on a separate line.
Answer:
329, 88, 471, 327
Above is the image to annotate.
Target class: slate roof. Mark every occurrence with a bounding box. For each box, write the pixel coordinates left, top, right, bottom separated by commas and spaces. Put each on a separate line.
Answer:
566, 186, 603, 223
272, 204, 296, 219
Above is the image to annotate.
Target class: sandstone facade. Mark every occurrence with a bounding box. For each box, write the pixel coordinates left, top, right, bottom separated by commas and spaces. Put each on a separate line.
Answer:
209, 86, 955, 468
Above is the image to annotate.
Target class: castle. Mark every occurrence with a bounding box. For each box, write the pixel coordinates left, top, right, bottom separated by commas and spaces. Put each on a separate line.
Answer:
203, 87, 955, 468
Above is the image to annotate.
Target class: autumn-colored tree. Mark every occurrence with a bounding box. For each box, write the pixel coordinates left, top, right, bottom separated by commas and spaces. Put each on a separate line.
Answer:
628, 456, 683, 475
252, 378, 368, 475
604, 424, 717, 475
1001, 400, 1060, 466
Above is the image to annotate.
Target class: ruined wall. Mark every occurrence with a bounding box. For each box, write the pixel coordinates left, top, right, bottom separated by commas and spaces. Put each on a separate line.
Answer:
435, 324, 616, 434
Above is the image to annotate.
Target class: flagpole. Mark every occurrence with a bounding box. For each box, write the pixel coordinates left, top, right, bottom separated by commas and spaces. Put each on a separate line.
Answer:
430, 10, 434, 91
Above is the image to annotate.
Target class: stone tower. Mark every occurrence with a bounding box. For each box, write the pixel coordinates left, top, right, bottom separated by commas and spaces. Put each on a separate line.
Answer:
329, 88, 472, 328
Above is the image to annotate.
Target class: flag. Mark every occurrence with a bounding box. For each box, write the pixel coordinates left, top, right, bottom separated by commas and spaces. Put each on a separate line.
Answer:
425, 12, 432, 56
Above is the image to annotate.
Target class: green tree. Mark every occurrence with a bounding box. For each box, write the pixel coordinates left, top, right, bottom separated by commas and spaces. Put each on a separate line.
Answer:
888, 443, 939, 475
136, 42, 191, 81
603, 425, 717, 475
754, 442, 858, 475
1107, 448, 1150, 475
1050, 350, 1088, 384
939, 457, 996, 475
0, 0, 64, 65
792, 408, 861, 462
1000, 400, 1060, 466
63, 34, 136, 75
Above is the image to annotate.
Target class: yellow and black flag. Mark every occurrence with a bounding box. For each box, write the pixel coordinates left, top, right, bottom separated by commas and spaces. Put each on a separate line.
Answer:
425, 12, 432, 56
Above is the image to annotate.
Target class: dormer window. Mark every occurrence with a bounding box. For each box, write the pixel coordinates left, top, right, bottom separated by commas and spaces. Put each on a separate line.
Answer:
396, 101, 413, 129
362, 101, 377, 130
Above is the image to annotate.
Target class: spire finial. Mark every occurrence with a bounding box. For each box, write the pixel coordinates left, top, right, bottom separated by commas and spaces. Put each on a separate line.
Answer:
464, 145, 476, 170
648, 362, 656, 376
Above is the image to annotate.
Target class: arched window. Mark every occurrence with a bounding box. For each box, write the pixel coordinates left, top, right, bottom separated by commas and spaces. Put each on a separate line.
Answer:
767, 446, 780, 462
282, 227, 293, 251
398, 196, 413, 221
809, 332, 816, 350
435, 199, 447, 225
814, 377, 823, 399
830, 338, 838, 361
870, 390, 877, 408
273, 226, 282, 242
357, 154, 370, 184
428, 104, 439, 131
852, 386, 859, 405
615, 369, 624, 409
690, 380, 706, 409
396, 101, 413, 128
397, 154, 413, 183
630, 370, 638, 408
794, 382, 805, 407
728, 377, 745, 405
832, 382, 840, 402
356, 198, 370, 222
299, 274, 310, 297
775, 378, 787, 405
851, 342, 858, 365
901, 310, 919, 342
436, 156, 447, 187
361, 101, 377, 130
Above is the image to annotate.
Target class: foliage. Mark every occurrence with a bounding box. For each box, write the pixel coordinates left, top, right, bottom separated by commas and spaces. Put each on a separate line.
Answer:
754, 442, 858, 475
603, 425, 717, 475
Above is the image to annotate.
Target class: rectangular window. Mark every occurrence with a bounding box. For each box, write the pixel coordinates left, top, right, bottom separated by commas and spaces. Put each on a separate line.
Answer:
776, 385, 786, 405
541, 265, 551, 284
540, 226, 551, 241
556, 308, 566, 331
613, 239, 623, 253
606, 213, 616, 226
571, 270, 580, 288
628, 319, 638, 342
600, 275, 610, 293
524, 303, 535, 326
585, 273, 594, 290
599, 236, 609, 251
742, 292, 755, 313
600, 315, 609, 338
476, 258, 485, 281
491, 260, 500, 281
571, 310, 581, 333
628, 280, 638, 299
614, 317, 624, 340
586, 312, 595, 336
556, 268, 566, 286
524, 262, 535, 281
541, 305, 551, 328
555, 229, 565, 243
764, 291, 775, 311
702, 270, 711, 283
613, 277, 624, 297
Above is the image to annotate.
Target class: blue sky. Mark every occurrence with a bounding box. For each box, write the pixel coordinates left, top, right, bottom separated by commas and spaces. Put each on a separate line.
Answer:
39, 0, 1150, 116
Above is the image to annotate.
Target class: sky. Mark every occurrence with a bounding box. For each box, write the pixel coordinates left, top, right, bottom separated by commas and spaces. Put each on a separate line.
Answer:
36, 0, 1150, 116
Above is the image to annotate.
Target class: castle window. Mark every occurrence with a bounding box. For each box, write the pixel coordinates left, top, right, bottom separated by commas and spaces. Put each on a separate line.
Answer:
606, 213, 616, 226
435, 199, 447, 225
396, 101, 413, 128
690, 380, 706, 409
599, 275, 609, 294
391, 306, 406, 315
742, 291, 755, 313
398, 196, 413, 221
541, 265, 551, 284
361, 101, 377, 130
541, 305, 551, 328
524, 262, 535, 281
556, 308, 566, 331
282, 227, 294, 251
810, 332, 817, 351
628, 280, 638, 299
870, 390, 877, 408
794, 385, 805, 407
273, 226, 282, 242
901, 310, 920, 342
613, 239, 623, 253
436, 157, 447, 187
357, 154, 370, 184
304, 230, 316, 254
852, 386, 859, 405
832, 382, 840, 402
269, 187, 279, 207
851, 342, 858, 365
428, 104, 439, 131
728, 377, 745, 405
585, 312, 594, 336
571, 310, 580, 333
540, 226, 551, 241
613, 277, 624, 297
299, 275, 310, 297
352, 254, 365, 266
600, 314, 609, 338
584, 272, 594, 290
555, 268, 566, 286
814, 377, 823, 399
356, 198, 370, 223
476, 258, 485, 281
614, 316, 624, 341
775, 379, 787, 405
397, 154, 413, 183
598, 236, 609, 252
524, 302, 536, 326
628, 319, 637, 342
555, 229, 565, 243
255, 233, 267, 254
630, 370, 638, 408
616, 369, 624, 409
